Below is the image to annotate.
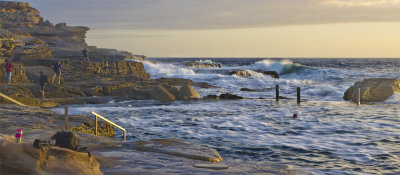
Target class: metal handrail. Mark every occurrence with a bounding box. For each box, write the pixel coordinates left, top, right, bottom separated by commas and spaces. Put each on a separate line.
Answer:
0, 92, 26, 106
91, 111, 126, 141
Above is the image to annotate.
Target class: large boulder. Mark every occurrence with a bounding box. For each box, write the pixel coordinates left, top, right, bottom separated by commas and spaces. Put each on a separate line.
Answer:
151, 85, 176, 102
344, 78, 400, 102
177, 85, 200, 100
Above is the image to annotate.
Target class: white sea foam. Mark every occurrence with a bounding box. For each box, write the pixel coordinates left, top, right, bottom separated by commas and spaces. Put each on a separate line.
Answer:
382, 93, 400, 104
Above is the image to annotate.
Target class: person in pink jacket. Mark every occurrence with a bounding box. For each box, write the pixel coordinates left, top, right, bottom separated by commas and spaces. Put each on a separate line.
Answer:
4, 58, 13, 84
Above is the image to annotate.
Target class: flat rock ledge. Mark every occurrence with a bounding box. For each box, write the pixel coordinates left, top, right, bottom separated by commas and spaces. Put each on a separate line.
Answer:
344, 78, 400, 103
132, 139, 223, 163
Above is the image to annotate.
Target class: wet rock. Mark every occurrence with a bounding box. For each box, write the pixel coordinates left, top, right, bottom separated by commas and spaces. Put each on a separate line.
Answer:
219, 93, 244, 100
133, 139, 223, 163
230, 70, 258, 77
203, 95, 220, 100
193, 163, 230, 170
194, 82, 220, 89
255, 69, 280, 78
230, 70, 279, 78
177, 85, 200, 100
185, 62, 221, 68
151, 85, 176, 102
240, 88, 257, 92
344, 78, 400, 102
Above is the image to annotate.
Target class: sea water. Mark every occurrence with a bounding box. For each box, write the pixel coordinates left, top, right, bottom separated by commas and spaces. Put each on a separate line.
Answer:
53, 58, 400, 174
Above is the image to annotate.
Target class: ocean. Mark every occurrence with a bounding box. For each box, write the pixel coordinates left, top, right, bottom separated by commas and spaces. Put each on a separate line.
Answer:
53, 58, 400, 174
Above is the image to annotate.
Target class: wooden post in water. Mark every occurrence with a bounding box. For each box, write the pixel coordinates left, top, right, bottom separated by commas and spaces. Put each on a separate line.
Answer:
358, 88, 361, 106
297, 87, 301, 104
95, 115, 98, 136
276, 85, 279, 101
65, 107, 69, 130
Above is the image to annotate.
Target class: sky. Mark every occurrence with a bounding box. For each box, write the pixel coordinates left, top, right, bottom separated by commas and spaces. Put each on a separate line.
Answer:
17, 0, 400, 58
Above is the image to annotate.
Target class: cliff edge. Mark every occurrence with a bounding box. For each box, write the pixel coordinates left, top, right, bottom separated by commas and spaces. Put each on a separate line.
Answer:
0, 1, 144, 62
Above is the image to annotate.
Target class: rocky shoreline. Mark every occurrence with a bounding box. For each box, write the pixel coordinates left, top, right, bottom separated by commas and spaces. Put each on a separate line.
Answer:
0, 1, 294, 174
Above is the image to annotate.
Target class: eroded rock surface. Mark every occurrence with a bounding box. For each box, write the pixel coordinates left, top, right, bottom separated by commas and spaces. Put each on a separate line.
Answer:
0, 136, 103, 175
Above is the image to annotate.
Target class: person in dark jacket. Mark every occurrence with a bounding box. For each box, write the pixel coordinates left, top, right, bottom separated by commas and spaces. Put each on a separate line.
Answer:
83, 47, 89, 62
51, 61, 62, 84
39, 71, 47, 99
4, 58, 13, 84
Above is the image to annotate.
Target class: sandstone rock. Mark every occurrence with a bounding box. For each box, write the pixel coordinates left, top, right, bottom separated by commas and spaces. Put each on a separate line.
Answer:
13, 38, 53, 61
82, 86, 103, 97
151, 85, 176, 102
177, 85, 200, 100
0, 136, 103, 175
155, 77, 194, 86
40, 101, 59, 108
0, 60, 29, 83
343, 78, 400, 103
0, 1, 43, 27
0, 29, 19, 57
24, 66, 54, 83
1, 91, 59, 108
133, 139, 223, 163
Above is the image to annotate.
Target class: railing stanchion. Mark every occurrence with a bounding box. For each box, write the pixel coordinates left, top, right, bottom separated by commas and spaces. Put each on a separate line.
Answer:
65, 107, 69, 130
91, 112, 126, 141
95, 114, 98, 136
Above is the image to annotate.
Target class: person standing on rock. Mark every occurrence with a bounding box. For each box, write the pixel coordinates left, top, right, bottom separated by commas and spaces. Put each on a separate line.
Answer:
83, 47, 89, 62
52, 61, 62, 84
4, 58, 13, 84
39, 71, 47, 99
103, 57, 109, 74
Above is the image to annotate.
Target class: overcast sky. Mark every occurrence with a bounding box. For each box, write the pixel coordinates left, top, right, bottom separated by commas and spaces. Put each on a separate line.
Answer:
17, 0, 400, 57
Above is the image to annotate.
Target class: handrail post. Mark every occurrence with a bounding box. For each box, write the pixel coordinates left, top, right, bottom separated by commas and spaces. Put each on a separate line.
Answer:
123, 130, 126, 141
95, 114, 98, 136
276, 84, 279, 102
358, 88, 361, 106
65, 107, 69, 130
297, 87, 301, 104
91, 112, 126, 141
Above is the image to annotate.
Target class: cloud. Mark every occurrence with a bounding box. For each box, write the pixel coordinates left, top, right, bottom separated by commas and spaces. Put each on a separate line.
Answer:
321, 0, 400, 7
17, 0, 400, 30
